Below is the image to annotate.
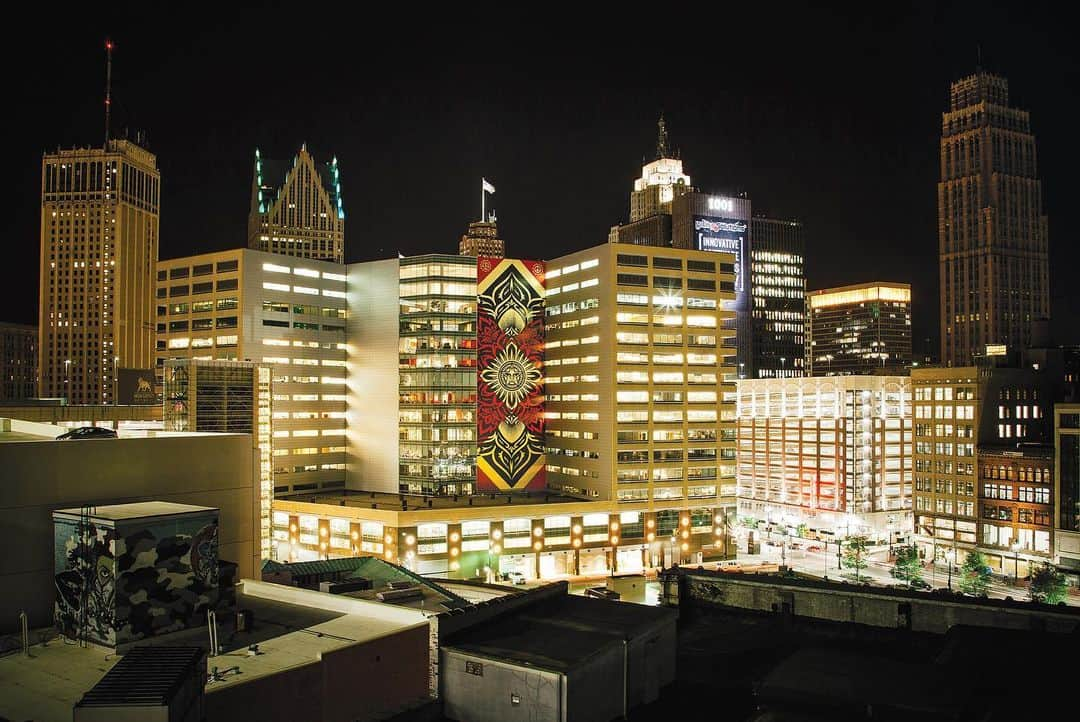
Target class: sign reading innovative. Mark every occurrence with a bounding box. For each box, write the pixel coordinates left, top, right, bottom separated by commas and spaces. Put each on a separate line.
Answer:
693, 213, 748, 311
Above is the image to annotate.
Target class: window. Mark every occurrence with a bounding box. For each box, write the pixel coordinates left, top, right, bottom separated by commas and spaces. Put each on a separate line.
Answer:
216, 278, 238, 292
217, 260, 238, 273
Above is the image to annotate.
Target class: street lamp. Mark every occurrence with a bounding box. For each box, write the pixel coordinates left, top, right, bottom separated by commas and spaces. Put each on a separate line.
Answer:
945, 548, 954, 591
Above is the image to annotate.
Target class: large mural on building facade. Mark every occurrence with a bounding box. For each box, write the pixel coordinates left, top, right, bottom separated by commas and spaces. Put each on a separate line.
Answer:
54, 511, 220, 647
476, 257, 545, 491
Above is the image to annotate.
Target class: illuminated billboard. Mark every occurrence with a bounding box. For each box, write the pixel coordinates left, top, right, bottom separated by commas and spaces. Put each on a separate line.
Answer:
476, 258, 546, 492
694, 214, 748, 311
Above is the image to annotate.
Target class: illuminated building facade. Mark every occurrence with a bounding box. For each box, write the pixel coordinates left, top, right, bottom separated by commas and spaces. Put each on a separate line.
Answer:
248, 145, 345, 263
629, 116, 691, 223
163, 358, 273, 560
735, 376, 913, 541
156, 249, 347, 496
1055, 404, 1080, 571
39, 140, 159, 404
0, 322, 37, 400
459, 219, 504, 258
806, 282, 911, 376
544, 243, 737, 513
912, 365, 1054, 576
939, 71, 1049, 366
748, 217, 805, 379
346, 255, 479, 496
398, 255, 479, 495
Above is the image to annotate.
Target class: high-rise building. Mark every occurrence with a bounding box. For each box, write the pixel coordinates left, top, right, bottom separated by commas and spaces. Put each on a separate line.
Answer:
397, 255, 478, 495
0, 322, 37, 401
459, 219, 504, 258
735, 376, 913, 541
748, 218, 805, 379
155, 249, 347, 496
346, 254, 479, 495
939, 71, 1050, 366
163, 358, 273, 560
805, 282, 912, 376
248, 145, 345, 263
629, 116, 691, 223
544, 243, 737, 508
911, 365, 1055, 577
39, 140, 159, 404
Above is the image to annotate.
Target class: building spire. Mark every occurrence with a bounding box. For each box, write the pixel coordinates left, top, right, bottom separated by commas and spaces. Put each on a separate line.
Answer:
104, 39, 113, 146
656, 113, 670, 159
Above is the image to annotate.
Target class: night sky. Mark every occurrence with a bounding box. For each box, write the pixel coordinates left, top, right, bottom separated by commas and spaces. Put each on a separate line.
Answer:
7, 3, 1078, 354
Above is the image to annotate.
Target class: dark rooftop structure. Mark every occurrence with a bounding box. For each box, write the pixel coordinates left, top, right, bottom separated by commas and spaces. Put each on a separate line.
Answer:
261, 555, 473, 610
445, 618, 620, 672
74, 646, 206, 721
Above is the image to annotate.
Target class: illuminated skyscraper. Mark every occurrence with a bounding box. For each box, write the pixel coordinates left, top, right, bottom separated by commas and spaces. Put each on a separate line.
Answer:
39, 140, 159, 404
749, 218, 805, 379
806, 282, 912, 376
248, 144, 345, 263
939, 71, 1049, 366
459, 219, 504, 258
629, 115, 692, 224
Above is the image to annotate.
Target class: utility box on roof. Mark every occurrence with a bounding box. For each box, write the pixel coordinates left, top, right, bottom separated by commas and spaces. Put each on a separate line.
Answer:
53, 501, 221, 648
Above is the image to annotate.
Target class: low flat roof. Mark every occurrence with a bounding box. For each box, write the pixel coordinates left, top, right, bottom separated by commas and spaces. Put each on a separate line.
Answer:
0, 581, 427, 722
444, 618, 620, 672
282, 488, 585, 512
518, 593, 677, 638
54, 501, 217, 522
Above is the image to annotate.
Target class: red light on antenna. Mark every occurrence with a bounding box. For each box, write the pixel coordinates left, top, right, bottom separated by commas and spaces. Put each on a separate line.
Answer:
106, 40, 113, 50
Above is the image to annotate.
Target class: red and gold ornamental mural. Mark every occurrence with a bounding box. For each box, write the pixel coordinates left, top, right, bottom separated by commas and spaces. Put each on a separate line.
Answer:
476, 257, 545, 491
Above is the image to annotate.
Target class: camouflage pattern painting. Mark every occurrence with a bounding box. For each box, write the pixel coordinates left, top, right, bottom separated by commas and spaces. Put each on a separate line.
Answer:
54, 511, 221, 648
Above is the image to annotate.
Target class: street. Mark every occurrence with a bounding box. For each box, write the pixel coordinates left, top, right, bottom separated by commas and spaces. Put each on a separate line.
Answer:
744, 541, 1080, 605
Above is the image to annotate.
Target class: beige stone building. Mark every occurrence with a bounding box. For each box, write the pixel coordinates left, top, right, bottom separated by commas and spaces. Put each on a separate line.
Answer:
39, 140, 159, 404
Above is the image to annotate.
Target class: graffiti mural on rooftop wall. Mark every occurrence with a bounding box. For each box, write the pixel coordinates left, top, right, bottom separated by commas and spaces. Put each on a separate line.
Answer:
54, 514, 220, 647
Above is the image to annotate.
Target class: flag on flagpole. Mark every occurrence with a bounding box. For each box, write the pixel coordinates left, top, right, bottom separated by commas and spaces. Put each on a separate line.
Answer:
482, 178, 496, 194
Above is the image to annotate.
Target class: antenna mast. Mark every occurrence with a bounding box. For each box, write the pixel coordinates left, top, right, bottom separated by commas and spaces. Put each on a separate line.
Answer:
104, 39, 113, 145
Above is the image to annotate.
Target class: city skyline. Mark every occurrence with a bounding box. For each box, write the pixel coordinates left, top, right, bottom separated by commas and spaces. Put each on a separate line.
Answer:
6, 4, 1078, 354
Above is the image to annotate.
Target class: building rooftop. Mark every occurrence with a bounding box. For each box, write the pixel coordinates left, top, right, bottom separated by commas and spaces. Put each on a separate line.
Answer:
0, 417, 244, 444
517, 593, 677, 639
444, 617, 621, 672
0, 580, 427, 722
284, 488, 585, 513
262, 556, 475, 611
54, 501, 217, 523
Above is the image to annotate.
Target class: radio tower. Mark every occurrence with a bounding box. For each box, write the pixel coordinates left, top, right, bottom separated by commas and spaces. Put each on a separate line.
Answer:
104, 39, 113, 145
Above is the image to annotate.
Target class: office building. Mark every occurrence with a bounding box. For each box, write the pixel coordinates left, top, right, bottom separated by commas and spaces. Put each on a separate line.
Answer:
0, 322, 37, 400
347, 254, 478, 495
39, 140, 159, 404
164, 358, 273, 560
1055, 404, 1080, 572
248, 145, 345, 263
459, 218, 504, 258
939, 71, 1050, 366
748, 217, 805, 379
735, 376, 913, 541
911, 365, 1055, 575
156, 249, 347, 496
806, 282, 912, 376
544, 243, 737, 507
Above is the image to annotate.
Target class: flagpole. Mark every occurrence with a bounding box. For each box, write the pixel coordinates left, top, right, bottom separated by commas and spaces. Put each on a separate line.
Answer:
481, 178, 485, 222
